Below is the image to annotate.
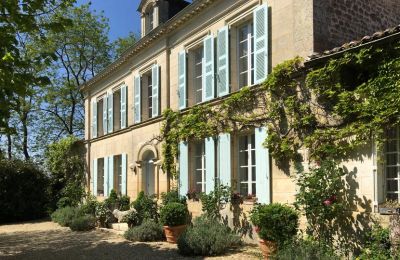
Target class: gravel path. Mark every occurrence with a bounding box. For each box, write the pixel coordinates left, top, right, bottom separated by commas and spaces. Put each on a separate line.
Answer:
0, 220, 262, 260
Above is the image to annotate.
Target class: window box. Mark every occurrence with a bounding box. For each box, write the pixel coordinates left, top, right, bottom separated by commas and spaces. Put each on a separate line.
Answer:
378, 206, 400, 215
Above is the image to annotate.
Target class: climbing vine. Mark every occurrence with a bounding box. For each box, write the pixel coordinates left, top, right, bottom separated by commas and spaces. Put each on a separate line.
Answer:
160, 39, 400, 177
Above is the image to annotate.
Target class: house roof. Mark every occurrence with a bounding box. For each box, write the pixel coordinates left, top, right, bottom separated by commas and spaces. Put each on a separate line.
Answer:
80, 0, 215, 92
306, 24, 400, 63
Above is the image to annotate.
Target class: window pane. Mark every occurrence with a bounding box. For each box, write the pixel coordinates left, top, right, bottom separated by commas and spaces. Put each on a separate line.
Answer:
239, 136, 248, 151
252, 166, 256, 181
387, 180, 398, 192
195, 169, 202, 183
387, 193, 398, 201
196, 183, 202, 193
386, 140, 397, 152
239, 151, 248, 166
387, 167, 399, 179
251, 150, 256, 166
240, 183, 248, 196
387, 128, 397, 139
240, 167, 248, 182
252, 183, 256, 196
386, 153, 398, 166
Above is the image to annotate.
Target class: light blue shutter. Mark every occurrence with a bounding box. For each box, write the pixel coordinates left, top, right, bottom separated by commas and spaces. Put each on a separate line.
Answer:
254, 4, 269, 84
92, 159, 98, 196
218, 133, 231, 186
107, 92, 113, 133
134, 75, 141, 123
151, 65, 160, 117
121, 85, 127, 129
205, 137, 215, 193
103, 95, 108, 134
179, 142, 188, 197
104, 157, 109, 196
91, 101, 97, 138
203, 35, 215, 101
121, 153, 127, 195
108, 155, 114, 195
217, 26, 229, 97
255, 127, 270, 204
178, 51, 186, 109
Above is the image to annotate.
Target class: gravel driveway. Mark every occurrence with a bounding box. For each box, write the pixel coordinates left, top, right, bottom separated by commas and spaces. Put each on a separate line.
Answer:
0, 220, 261, 260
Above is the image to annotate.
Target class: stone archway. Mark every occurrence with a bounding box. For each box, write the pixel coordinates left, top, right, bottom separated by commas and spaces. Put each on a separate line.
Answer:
135, 143, 162, 197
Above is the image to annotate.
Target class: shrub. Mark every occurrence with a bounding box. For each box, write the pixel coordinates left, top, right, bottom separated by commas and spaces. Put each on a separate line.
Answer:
177, 216, 241, 256
57, 197, 73, 208
69, 215, 96, 231
161, 190, 186, 206
357, 225, 393, 259
95, 202, 115, 227
122, 210, 140, 228
79, 195, 98, 216
51, 206, 81, 227
131, 191, 158, 223
250, 203, 299, 246
0, 159, 49, 223
103, 190, 130, 211
160, 202, 188, 226
119, 195, 130, 211
199, 184, 230, 220
124, 219, 164, 242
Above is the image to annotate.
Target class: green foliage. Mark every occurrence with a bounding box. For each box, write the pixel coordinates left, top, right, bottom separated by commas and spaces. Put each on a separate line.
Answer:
51, 206, 81, 227
124, 219, 164, 242
69, 215, 96, 232
131, 191, 158, 224
160, 202, 188, 226
118, 195, 131, 211
295, 160, 345, 245
177, 215, 241, 256
250, 203, 299, 246
45, 136, 85, 210
122, 210, 141, 228
161, 190, 187, 206
79, 195, 99, 216
0, 159, 49, 223
95, 202, 115, 227
200, 184, 231, 220
103, 190, 131, 211
56, 197, 74, 209
357, 225, 394, 260
112, 31, 137, 59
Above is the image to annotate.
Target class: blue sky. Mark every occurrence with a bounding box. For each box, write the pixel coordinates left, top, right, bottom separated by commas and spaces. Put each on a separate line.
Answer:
77, 0, 142, 41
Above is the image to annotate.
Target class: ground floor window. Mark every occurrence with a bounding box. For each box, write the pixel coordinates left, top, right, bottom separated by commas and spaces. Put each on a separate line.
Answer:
193, 141, 206, 192
385, 127, 400, 201
113, 155, 122, 194
97, 158, 104, 196
238, 133, 256, 196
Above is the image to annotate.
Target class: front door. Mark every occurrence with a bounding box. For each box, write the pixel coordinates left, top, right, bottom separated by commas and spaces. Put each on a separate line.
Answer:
145, 160, 155, 195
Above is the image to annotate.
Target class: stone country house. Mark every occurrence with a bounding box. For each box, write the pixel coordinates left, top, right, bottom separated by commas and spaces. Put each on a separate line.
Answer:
80, 0, 400, 230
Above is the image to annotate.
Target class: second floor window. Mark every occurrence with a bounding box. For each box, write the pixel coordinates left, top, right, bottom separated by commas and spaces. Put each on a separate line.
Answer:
238, 22, 254, 89
97, 98, 104, 137
193, 47, 203, 104
113, 88, 121, 131
147, 74, 153, 118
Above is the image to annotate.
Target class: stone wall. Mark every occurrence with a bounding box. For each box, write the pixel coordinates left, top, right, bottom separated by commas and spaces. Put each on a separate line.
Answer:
313, 0, 400, 52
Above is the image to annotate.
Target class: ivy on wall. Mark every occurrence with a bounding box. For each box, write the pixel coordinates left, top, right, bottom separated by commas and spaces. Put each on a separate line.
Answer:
160, 39, 400, 177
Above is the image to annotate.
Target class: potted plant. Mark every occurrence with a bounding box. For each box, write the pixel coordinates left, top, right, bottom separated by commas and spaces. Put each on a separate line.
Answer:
250, 203, 299, 259
243, 193, 257, 203
160, 202, 188, 243
186, 189, 199, 201
379, 200, 400, 215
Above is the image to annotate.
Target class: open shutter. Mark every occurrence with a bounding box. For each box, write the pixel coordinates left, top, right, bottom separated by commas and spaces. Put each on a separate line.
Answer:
134, 75, 141, 123
255, 127, 270, 204
92, 159, 98, 196
121, 85, 127, 129
253, 4, 269, 84
104, 157, 109, 197
178, 51, 187, 109
203, 35, 215, 101
91, 100, 97, 138
108, 156, 114, 195
205, 137, 215, 193
179, 142, 188, 197
151, 65, 160, 117
121, 153, 127, 195
103, 95, 108, 134
217, 26, 229, 97
218, 133, 231, 186
107, 92, 113, 133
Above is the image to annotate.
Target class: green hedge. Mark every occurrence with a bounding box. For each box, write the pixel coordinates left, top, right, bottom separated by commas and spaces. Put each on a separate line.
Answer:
124, 219, 164, 242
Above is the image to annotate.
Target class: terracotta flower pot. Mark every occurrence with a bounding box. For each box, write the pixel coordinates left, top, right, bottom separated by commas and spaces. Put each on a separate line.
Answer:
163, 224, 187, 243
258, 239, 277, 259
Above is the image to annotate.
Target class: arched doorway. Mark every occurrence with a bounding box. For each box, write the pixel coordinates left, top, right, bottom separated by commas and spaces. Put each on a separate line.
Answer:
142, 150, 155, 195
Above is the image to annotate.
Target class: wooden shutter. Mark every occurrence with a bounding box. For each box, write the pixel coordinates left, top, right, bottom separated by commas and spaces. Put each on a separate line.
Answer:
91, 100, 97, 138
203, 35, 215, 101
255, 127, 270, 204
120, 85, 127, 129
108, 155, 114, 196
218, 133, 231, 186
151, 64, 160, 117
103, 95, 108, 135
178, 51, 187, 109
217, 26, 229, 97
107, 92, 113, 133
104, 157, 109, 197
92, 159, 98, 196
134, 75, 141, 123
179, 142, 188, 197
205, 137, 215, 193
253, 4, 269, 84
121, 153, 127, 195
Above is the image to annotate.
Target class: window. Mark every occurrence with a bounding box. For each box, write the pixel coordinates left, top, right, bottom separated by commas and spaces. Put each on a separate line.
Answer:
113, 89, 121, 131
140, 72, 153, 121
113, 155, 122, 194
192, 46, 203, 104
97, 99, 104, 137
146, 7, 154, 34
238, 133, 256, 196
193, 141, 206, 192
238, 22, 254, 89
97, 158, 105, 196
385, 127, 400, 201
147, 74, 153, 118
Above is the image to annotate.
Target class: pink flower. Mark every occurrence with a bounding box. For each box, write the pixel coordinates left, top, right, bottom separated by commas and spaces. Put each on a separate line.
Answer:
323, 199, 332, 206
254, 226, 260, 233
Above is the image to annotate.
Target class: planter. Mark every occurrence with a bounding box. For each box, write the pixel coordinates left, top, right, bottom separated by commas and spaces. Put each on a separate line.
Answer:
258, 239, 277, 259
163, 224, 187, 243
379, 206, 400, 215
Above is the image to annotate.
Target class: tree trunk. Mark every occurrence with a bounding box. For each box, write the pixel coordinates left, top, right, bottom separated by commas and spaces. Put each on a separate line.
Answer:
7, 132, 12, 159
22, 111, 30, 160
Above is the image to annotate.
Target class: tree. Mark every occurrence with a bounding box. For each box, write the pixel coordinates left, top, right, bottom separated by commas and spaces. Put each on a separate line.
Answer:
113, 31, 138, 59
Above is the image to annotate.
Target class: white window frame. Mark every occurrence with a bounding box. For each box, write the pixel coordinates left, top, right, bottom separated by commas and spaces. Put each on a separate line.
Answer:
238, 133, 256, 196
97, 157, 105, 196
193, 46, 203, 105
385, 126, 400, 201
193, 141, 206, 192
237, 22, 254, 89
147, 73, 153, 118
